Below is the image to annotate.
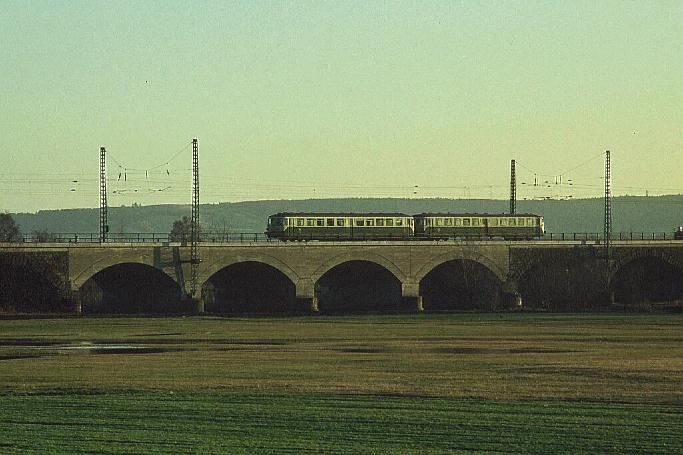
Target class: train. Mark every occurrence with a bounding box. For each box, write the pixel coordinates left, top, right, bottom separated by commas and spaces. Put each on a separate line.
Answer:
266, 212, 545, 240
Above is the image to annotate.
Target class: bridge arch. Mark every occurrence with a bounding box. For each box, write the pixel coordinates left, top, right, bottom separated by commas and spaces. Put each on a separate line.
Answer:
311, 252, 406, 285
0, 252, 69, 313
611, 250, 683, 282
72, 257, 175, 290
200, 255, 300, 290
611, 251, 683, 306
418, 256, 505, 311
201, 257, 300, 313
79, 262, 184, 314
414, 250, 506, 284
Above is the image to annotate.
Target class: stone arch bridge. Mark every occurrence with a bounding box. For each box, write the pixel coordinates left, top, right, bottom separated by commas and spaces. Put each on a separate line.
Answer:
1, 240, 682, 313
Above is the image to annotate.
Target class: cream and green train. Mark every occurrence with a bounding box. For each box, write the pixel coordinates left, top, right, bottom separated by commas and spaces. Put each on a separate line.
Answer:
266, 212, 545, 240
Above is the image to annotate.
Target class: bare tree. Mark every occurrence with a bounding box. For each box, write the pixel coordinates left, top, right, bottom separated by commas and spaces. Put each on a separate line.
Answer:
170, 216, 200, 242
32, 229, 57, 243
0, 213, 21, 242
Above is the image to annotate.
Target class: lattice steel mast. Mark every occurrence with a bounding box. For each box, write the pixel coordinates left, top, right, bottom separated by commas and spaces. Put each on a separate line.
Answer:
190, 138, 199, 296
510, 159, 516, 214
99, 146, 108, 243
604, 150, 612, 260
604, 150, 613, 305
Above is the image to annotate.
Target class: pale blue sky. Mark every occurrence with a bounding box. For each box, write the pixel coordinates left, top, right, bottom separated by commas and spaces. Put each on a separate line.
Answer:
1, 1, 681, 212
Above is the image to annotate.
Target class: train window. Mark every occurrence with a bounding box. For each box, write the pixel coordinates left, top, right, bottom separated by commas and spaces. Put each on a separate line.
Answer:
527, 218, 535, 226
307, 218, 314, 226
386, 218, 394, 226
326, 218, 334, 226
445, 218, 452, 226
317, 219, 324, 227
463, 218, 470, 226
376, 218, 384, 226
454, 218, 461, 226
366, 219, 374, 226
500, 218, 507, 226
297, 219, 304, 227
396, 218, 403, 226
337, 218, 345, 226
517, 218, 525, 226
489, 218, 498, 226
472, 218, 480, 226
355, 219, 364, 227
436, 218, 443, 226
508, 218, 516, 226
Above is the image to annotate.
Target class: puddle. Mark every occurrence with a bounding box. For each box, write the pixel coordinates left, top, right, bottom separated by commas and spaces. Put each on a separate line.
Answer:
336, 345, 391, 354
0, 354, 44, 361
48, 342, 182, 355
91, 347, 180, 355
508, 348, 579, 354
434, 347, 580, 355
94, 338, 289, 346
0, 339, 62, 347
435, 347, 502, 354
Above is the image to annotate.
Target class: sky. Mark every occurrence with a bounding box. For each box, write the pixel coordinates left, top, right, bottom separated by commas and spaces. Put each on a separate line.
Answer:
0, 0, 681, 212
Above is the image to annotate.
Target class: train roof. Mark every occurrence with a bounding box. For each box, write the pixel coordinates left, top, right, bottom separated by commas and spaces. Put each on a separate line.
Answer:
270, 212, 542, 218
270, 212, 412, 217
414, 213, 542, 217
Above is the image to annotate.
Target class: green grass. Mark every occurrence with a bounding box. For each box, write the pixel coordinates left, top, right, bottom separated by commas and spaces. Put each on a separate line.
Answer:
1, 392, 681, 454
0, 314, 682, 452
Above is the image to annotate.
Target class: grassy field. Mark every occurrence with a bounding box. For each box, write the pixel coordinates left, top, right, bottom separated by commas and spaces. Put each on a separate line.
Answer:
0, 314, 681, 453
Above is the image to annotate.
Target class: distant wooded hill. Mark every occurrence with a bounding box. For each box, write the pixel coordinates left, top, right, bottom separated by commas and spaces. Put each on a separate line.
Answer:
10, 196, 683, 234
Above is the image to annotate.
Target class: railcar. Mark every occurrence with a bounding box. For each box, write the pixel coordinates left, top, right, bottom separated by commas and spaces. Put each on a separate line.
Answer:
414, 213, 544, 239
266, 212, 414, 241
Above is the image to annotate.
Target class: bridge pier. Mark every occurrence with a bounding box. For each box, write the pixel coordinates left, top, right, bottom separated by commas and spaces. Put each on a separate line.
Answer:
69, 289, 82, 315
193, 297, 205, 314
402, 282, 423, 312
296, 297, 319, 313
502, 281, 523, 310
295, 279, 319, 313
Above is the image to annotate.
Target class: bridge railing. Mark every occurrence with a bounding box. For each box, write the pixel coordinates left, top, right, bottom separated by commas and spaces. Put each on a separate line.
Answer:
542, 232, 676, 241
18, 232, 274, 244
11, 231, 682, 244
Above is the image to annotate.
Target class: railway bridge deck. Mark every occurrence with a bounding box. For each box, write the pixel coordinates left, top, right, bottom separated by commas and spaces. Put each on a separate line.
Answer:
1, 240, 682, 314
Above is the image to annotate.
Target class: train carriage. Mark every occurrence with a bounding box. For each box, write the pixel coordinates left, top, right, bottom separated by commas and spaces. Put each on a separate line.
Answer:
414, 213, 544, 240
266, 212, 414, 241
